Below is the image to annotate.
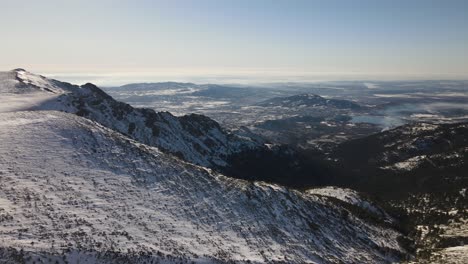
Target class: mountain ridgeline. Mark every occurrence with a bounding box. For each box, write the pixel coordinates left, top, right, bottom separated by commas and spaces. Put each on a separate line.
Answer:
5, 69, 338, 188
0, 69, 411, 263
9, 69, 265, 168
6, 69, 468, 199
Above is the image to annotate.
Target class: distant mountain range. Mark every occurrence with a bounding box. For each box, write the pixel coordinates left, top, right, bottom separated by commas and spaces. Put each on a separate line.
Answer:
257, 93, 363, 110
110, 82, 285, 103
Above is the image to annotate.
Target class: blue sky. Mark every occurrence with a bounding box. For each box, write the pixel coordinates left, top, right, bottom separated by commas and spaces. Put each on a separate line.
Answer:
1, 0, 467, 82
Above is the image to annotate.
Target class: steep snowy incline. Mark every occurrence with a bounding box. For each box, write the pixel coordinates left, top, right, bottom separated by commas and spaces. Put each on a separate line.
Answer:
0, 111, 407, 263
0, 69, 262, 168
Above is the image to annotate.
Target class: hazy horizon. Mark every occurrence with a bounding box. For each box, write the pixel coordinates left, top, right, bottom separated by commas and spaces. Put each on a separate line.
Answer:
3, 68, 466, 87
2, 0, 468, 82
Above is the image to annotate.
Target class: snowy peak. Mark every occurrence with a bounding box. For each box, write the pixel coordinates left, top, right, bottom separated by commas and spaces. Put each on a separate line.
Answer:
14, 68, 67, 94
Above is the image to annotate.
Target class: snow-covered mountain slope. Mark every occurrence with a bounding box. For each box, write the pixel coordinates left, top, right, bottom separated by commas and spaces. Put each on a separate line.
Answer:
0, 69, 262, 168
0, 70, 61, 112
0, 110, 407, 263
324, 118, 468, 263
306, 187, 393, 223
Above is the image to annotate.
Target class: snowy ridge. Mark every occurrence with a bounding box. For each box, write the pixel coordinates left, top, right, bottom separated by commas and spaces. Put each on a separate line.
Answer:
16, 69, 67, 94
306, 187, 394, 223
0, 110, 407, 263
1, 69, 263, 168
